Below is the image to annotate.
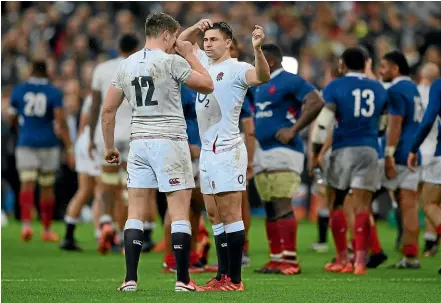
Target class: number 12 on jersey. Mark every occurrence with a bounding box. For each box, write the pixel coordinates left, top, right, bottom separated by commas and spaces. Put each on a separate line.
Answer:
131, 76, 157, 107
352, 88, 375, 118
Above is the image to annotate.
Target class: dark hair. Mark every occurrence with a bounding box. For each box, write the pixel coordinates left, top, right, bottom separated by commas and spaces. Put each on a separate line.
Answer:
119, 34, 139, 53
341, 47, 367, 71
207, 22, 233, 40
144, 12, 180, 37
232, 37, 238, 47
261, 43, 283, 62
383, 50, 411, 76
32, 60, 47, 77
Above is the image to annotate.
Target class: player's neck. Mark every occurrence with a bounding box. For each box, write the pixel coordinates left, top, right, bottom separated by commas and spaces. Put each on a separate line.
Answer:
144, 40, 166, 52
211, 52, 232, 65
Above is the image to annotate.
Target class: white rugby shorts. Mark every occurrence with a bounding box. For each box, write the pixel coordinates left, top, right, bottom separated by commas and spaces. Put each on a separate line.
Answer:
127, 139, 195, 192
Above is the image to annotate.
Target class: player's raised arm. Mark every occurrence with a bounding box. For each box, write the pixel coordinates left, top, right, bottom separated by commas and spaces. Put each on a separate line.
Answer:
408, 78, 441, 171
245, 26, 270, 86
174, 40, 214, 94
178, 19, 213, 47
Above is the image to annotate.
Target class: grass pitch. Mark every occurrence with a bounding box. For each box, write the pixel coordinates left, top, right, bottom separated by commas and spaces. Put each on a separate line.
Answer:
2, 218, 440, 302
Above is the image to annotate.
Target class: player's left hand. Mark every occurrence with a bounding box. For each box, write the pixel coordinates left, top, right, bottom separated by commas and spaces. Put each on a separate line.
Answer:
407, 152, 418, 173
275, 127, 295, 144
385, 156, 397, 180
104, 147, 120, 165
252, 25, 265, 50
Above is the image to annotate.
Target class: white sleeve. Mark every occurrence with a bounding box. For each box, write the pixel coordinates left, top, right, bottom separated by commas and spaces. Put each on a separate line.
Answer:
91, 65, 102, 91
110, 62, 124, 89
170, 55, 192, 83
81, 95, 92, 114
236, 62, 254, 89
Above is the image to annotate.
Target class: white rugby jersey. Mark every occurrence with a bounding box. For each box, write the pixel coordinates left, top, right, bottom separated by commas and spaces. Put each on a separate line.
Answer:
195, 50, 253, 152
418, 84, 438, 165
111, 49, 192, 141
79, 95, 92, 138
92, 57, 133, 144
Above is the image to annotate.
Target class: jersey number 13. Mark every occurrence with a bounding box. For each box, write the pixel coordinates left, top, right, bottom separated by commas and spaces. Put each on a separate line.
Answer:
352, 89, 375, 118
131, 76, 157, 107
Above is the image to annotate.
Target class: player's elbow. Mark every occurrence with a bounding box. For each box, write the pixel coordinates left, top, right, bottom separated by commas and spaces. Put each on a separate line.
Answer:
198, 78, 214, 94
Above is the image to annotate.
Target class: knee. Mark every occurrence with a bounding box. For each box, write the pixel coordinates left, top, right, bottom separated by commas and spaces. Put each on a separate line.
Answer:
19, 170, 38, 191
264, 199, 293, 221
101, 172, 120, 188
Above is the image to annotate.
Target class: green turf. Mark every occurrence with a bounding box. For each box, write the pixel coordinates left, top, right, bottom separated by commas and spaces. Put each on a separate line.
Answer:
2, 218, 440, 302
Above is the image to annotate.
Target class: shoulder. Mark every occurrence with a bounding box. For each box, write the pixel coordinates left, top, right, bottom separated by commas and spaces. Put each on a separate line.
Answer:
433, 78, 441, 87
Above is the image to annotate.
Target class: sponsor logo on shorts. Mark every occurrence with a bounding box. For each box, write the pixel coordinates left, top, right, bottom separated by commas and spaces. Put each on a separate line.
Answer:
211, 181, 216, 189
221, 243, 227, 247
133, 240, 142, 246
169, 178, 180, 186
238, 174, 244, 184
127, 173, 131, 184
173, 245, 182, 249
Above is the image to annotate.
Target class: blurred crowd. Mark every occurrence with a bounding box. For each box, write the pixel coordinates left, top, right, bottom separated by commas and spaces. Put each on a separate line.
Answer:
2, 1, 441, 218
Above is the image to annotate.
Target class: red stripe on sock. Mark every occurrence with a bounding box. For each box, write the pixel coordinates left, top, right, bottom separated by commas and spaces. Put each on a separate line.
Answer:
331, 209, 348, 262
265, 220, 282, 255
39, 198, 55, 229
437, 224, 441, 238
354, 211, 370, 265
279, 217, 297, 253
19, 190, 34, 222
369, 223, 382, 254
403, 244, 418, 258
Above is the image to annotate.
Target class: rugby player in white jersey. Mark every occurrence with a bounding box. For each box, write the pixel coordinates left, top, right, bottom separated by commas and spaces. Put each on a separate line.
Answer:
60, 95, 102, 251
88, 34, 140, 254
179, 19, 270, 291
100, 13, 213, 292
416, 62, 440, 256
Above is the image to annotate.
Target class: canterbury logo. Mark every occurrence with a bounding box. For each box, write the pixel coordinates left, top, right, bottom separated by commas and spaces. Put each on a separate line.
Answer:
221, 243, 227, 248
169, 178, 180, 185
174, 245, 183, 249
133, 240, 142, 246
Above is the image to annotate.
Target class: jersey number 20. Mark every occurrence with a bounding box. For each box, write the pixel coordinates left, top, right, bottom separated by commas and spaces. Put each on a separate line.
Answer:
352, 89, 375, 118
24, 92, 47, 117
131, 76, 157, 107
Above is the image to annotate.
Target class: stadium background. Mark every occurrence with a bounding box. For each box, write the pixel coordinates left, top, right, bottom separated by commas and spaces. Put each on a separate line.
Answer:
2, 1, 441, 223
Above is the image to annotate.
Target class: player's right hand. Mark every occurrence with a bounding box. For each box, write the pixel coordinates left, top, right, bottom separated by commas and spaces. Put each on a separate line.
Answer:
174, 40, 194, 58
195, 19, 213, 32
407, 152, 418, 173
385, 156, 397, 179
309, 154, 321, 177
104, 147, 120, 165
88, 142, 96, 159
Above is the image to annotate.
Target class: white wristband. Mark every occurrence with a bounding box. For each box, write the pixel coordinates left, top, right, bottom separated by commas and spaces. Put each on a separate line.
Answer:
385, 146, 396, 157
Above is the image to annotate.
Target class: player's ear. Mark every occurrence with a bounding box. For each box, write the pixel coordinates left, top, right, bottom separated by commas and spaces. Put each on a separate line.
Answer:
226, 39, 232, 50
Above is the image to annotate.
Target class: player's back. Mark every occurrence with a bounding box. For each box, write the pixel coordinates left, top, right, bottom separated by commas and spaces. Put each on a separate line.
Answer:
92, 57, 133, 143
324, 73, 387, 151
387, 77, 422, 164
11, 78, 62, 148
114, 49, 192, 141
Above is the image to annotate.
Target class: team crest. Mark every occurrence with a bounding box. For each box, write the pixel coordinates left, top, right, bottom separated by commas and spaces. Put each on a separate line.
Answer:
216, 72, 224, 81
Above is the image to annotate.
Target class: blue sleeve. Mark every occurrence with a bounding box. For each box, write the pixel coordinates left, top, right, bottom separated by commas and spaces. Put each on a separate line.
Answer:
52, 88, 63, 109
387, 89, 406, 116
240, 95, 253, 120
322, 81, 337, 105
10, 86, 21, 109
410, 80, 441, 153
292, 75, 315, 103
